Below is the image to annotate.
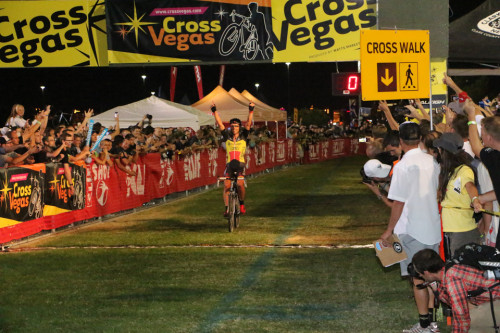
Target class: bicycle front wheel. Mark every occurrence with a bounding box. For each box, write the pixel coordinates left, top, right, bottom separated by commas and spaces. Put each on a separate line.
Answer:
228, 192, 237, 232
219, 23, 240, 56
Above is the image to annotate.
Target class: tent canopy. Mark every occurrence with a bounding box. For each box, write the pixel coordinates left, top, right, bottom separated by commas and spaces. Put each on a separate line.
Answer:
192, 86, 286, 122
240, 89, 287, 121
228, 88, 286, 121
449, 0, 500, 63
92, 96, 214, 130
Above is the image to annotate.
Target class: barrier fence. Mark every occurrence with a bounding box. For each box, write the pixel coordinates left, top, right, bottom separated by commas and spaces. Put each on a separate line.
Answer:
0, 139, 366, 244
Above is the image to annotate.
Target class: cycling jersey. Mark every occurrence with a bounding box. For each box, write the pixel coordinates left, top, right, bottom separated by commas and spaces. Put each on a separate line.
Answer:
222, 128, 249, 164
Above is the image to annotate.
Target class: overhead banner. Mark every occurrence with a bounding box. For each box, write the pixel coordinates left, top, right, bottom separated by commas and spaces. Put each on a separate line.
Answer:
0, 0, 108, 68
106, 0, 274, 64
271, 0, 377, 63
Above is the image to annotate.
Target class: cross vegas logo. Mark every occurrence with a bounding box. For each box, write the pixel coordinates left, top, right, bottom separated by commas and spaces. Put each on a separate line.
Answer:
0, 6, 87, 67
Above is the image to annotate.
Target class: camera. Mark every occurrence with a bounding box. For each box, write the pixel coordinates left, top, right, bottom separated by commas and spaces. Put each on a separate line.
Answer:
484, 269, 500, 280
407, 263, 429, 289
390, 99, 412, 119
393, 106, 411, 116
407, 263, 422, 279
360, 167, 373, 184
146, 114, 152, 120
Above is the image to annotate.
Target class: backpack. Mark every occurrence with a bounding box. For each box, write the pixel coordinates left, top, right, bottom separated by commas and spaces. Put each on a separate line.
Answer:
447, 243, 500, 272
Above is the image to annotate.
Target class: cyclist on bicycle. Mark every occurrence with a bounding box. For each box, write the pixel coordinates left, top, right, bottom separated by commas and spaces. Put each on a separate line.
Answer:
212, 101, 254, 216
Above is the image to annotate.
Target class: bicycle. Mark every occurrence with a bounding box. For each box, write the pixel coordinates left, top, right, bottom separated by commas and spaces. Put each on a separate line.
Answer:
71, 169, 85, 210
27, 171, 43, 219
218, 174, 245, 232
219, 10, 264, 60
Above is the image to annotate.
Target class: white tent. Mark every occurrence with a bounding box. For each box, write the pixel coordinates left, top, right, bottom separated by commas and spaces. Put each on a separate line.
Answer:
92, 96, 214, 130
192, 85, 277, 122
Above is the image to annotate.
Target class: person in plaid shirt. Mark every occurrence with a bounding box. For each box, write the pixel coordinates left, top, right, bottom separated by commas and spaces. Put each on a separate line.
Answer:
412, 249, 500, 332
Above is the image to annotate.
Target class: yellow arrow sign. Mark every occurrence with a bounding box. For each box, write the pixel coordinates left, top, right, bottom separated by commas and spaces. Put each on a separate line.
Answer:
381, 69, 393, 86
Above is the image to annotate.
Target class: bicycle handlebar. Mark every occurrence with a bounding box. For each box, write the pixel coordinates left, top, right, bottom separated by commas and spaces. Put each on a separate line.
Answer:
230, 10, 249, 23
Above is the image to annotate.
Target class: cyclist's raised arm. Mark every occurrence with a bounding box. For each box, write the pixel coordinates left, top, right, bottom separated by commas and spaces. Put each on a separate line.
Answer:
212, 103, 225, 130
245, 102, 254, 131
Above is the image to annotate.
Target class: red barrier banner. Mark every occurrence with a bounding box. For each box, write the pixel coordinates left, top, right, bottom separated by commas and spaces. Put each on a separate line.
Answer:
0, 139, 365, 244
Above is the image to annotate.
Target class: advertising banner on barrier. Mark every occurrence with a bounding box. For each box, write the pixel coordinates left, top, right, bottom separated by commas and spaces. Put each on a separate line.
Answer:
0, 139, 365, 244
0, 166, 44, 227
0, 0, 108, 68
44, 163, 86, 216
106, 0, 274, 64
271, 0, 377, 63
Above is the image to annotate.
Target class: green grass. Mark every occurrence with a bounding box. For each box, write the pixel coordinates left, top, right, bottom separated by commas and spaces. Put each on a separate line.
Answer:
24, 156, 389, 248
0, 156, 451, 332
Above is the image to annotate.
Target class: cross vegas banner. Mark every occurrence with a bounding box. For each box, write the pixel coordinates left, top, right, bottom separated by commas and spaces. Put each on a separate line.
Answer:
0, 167, 44, 227
106, 0, 274, 64
0, 0, 107, 68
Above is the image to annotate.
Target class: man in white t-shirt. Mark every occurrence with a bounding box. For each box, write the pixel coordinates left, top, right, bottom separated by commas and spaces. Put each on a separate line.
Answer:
379, 122, 441, 333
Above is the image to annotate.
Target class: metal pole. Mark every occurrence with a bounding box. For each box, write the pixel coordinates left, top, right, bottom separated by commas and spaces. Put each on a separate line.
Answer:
428, 32, 433, 130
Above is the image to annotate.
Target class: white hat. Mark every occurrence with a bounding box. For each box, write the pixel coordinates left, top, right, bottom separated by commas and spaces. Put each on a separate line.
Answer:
363, 159, 392, 178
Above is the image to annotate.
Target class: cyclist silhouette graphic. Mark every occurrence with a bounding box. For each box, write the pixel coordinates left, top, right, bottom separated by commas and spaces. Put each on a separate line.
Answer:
218, 2, 273, 60
404, 64, 415, 88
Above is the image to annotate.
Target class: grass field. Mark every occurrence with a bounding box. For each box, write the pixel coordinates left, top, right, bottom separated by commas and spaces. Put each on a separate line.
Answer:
0, 156, 451, 332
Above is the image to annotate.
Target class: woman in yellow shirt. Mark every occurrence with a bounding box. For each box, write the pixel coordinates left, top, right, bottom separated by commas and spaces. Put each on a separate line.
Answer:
434, 132, 483, 257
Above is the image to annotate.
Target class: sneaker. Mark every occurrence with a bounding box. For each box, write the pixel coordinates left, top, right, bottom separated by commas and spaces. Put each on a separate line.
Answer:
402, 323, 433, 333
429, 322, 440, 333
240, 204, 246, 214
223, 210, 228, 218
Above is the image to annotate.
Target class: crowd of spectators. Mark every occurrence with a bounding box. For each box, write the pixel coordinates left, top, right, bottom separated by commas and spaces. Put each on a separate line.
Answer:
362, 73, 500, 333
0, 106, 358, 172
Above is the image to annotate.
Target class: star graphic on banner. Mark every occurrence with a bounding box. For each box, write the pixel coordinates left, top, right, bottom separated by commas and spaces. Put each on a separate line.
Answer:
114, 1, 156, 47
0, 181, 12, 197
49, 168, 60, 188
115, 25, 129, 40
215, 5, 227, 19
72, 0, 107, 66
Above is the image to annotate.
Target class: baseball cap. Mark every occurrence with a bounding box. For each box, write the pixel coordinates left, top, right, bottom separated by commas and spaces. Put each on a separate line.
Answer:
363, 159, 392, 178
399, 121, 420, 141
458, 91, 470, 103
433, 132, 464, 154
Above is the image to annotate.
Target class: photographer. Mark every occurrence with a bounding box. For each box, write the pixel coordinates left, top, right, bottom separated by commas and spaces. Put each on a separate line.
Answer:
362, 159, 393, 208
412, 249, 500, 333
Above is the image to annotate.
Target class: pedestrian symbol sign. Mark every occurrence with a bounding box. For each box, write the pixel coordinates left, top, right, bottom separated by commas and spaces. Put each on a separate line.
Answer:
360, 30, 430, 101
400, 63, 417, 90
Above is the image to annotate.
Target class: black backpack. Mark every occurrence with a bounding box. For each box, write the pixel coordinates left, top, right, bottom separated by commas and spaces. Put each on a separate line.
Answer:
447, 243, 500, 272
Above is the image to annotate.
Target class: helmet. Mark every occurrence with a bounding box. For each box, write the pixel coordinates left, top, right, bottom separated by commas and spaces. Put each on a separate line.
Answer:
229, 118, 242, 126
